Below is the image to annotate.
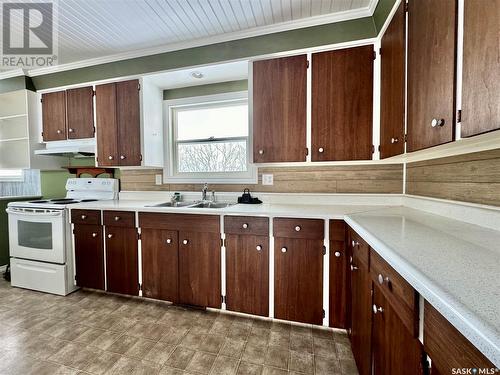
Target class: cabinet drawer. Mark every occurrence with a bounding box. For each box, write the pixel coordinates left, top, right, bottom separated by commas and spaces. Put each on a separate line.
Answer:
349, 229, 369, 268
71, 209, 101, 225
329, 220, 346, 242
273, 218, 324, 239
103, 211, 135, 227
370, 250, 418, 336
224, 216, 269, 236
139, 213, 220, 233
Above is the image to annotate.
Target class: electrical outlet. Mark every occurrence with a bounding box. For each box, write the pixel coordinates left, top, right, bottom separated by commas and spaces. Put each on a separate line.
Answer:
155, 174, 162, 185
262, 174, 273, 185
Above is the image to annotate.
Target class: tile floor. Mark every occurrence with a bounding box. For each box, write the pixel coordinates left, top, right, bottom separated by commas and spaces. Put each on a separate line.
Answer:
0, 279, 358, 375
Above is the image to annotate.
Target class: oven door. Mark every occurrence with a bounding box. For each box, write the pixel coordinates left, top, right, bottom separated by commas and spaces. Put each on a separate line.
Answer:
6, 207, 66, 264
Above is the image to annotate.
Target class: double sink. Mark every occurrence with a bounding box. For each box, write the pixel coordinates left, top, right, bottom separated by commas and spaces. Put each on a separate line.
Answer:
146, 201, 236, 209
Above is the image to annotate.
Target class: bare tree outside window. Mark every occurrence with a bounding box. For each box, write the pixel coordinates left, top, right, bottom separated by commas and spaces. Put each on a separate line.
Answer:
178, 141, 247, 173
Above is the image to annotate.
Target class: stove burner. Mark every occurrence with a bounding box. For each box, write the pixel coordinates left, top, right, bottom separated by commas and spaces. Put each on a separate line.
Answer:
29, 200, 49, 203
80, 199, 98, 202
53, 201, 79, 205
50, 198, 75, 202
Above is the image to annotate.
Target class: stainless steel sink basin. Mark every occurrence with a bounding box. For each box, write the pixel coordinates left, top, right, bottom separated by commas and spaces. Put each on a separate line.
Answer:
146, 201, 197, 208
189, 202, 236, 209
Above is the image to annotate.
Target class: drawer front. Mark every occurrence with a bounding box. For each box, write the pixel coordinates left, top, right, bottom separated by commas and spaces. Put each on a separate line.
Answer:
224, 216, 269, 236
370, 250, 418, 336
329, 220, 346, 242
349, 229, 369, 268
71, 209, 101, 225
273, 218, 324, 239
103, 211, 136, 227
139, 212, 220, 233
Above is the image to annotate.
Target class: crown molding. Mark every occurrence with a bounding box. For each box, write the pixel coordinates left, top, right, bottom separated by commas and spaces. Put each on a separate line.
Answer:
0, 68, 26, 80
24, 3, 378, 78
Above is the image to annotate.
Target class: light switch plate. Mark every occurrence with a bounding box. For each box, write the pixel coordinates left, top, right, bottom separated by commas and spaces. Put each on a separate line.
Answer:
155, 174, 162, 185
262, 174, 273, 185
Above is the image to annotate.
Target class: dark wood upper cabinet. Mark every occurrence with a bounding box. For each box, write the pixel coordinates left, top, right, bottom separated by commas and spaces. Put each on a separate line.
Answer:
253, 55, 307, 162
461, 0, 500, 137
407, 0, 457, 152
42, 91, 67, 141
73, 224, 104, 290
312, 45, 374, 161
329, 220, 348, 329
380, 3, 405, 159
141, 228, 179, 303
96, 79, 141, 166
66, 86, 94, 139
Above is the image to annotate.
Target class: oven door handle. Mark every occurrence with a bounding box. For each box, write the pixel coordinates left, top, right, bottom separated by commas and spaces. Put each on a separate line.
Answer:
5, 208, 63, 217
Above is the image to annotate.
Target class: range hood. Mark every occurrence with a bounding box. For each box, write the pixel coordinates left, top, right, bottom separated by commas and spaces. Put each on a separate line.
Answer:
34, 138, 96, 156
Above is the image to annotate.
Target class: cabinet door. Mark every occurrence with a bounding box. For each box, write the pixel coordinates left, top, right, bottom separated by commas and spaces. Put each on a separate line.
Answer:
372, 286, 422, 375
95, 83, 118, 166
42, 91, 66, 141
407, 0, 456, 151
461, 0, 500, 137
350, 258, 371, 375
274, 237, 323, 325
141, 228, 179, 303
380, 3, 405, 159
66, 86, 94, 139
225, 234, 269, 317
116, 80, 141, 166
329, 239, 348, 328
73, 224, 104, 290
178, 231, 221, 308
105, 226, 139, 295
253, 55, 307, 162
312, 45, 374, 161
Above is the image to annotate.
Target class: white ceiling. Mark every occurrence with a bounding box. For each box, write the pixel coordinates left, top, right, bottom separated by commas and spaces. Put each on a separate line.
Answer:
4, 0, 375, 74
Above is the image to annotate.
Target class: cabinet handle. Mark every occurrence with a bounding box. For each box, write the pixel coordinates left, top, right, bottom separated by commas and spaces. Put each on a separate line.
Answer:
242, 223, 248, 229
108, 155, 114, 160
318, 147, 324, 153
92, 232, 97, 238
294, 225, 301, 232
258, 149, 264, 155
120, 155, 126, 160
56, 129, 62, 134
68, 128, 74, 133
351, 240, 359, 247
334, 251, 341, 257
81, 215, 87, 220
431, 118, 445, 127
373, 304, 384, 314
182, 239, 189, 245
350, 265, 358, 271
390, 137, 398, 144
107, 234, 113, 239
166, 238, 172, 244
114, 216, 120, 221
378, 274, 384, 284
256, 245, 262, 251
281, 247, 287, 253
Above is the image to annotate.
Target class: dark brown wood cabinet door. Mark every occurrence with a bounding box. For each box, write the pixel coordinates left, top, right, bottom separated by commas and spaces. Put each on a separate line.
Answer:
461, 0, 500, 137
105, 226, 139, 295
141, 229, 179, 303
225, 234, 269, 317
312, 45, 374, 161
253, 55, 307, 162
116, 79, 141, 166
372, 286, 422, 375
274, 237, 323, 325
73, 224, 104, 290
95, 83, 118, 166
329, 240, 347, 328
350, 260, 371, 375
178, 231, 221, 308
407, 0, 457, 152
42, 91, 67, 141
380, 3, 405, 159
66, 86, 94, 139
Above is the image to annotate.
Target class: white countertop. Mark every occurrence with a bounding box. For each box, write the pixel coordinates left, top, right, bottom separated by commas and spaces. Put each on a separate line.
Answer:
345, 206, 500, 367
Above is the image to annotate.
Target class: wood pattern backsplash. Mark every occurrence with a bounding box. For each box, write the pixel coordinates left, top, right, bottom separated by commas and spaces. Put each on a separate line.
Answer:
120, 164, 404, 194
406, 148, 500, 206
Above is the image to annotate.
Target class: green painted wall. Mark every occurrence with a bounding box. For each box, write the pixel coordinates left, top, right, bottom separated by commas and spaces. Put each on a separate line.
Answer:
0, 76, 35, 94
373, 0, 398, 33
163, 80, 248, 100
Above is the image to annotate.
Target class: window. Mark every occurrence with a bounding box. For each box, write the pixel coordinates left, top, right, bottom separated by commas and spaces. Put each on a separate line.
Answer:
0, 169, 23, 182
164, 92, 256, 183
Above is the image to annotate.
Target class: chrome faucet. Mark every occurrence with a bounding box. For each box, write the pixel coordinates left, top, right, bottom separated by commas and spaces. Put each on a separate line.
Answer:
201, 183, 209, 201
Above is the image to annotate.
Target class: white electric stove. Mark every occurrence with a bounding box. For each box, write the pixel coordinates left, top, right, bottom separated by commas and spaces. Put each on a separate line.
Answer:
6, 178, 118, 295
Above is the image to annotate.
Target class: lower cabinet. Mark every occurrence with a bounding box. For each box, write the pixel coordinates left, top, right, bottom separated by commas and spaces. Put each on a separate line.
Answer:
274, 218, 324, 325
73, 224, 104, 290
329, 220, 348, 328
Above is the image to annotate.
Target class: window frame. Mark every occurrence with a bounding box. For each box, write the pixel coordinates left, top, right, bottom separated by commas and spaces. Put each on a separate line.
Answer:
163, 91, 257, 184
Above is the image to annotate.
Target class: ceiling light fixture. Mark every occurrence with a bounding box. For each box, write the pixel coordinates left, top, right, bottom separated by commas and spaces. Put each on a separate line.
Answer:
191, 71, 203, 79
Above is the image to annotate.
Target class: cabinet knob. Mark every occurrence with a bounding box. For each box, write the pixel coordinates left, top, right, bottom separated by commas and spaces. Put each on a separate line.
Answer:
431, 118, 445, 127
182, 239, 189, 245
281, 247, 287, 253
114, 216, 120, 221
294, 225, 301, 232
258, 149, 264, 155
68, 128, 74, 133
56, 129, 62, 134
166, 238, 172, 244
120, 155, 126, 160
350, 265, 358, 271
373, 304, 384, 314
256, 245, 262, 251
334, 251, 341, 257
108, 155, 114, 160
318, 147, 324, 153
351, 240, 359, 247
390, 137, 398, 144
92, 232, 97, 238
242, 223, 248, 229
107, 234, 113, 239
81, 215, 87, 220
378, 274, 384, 284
